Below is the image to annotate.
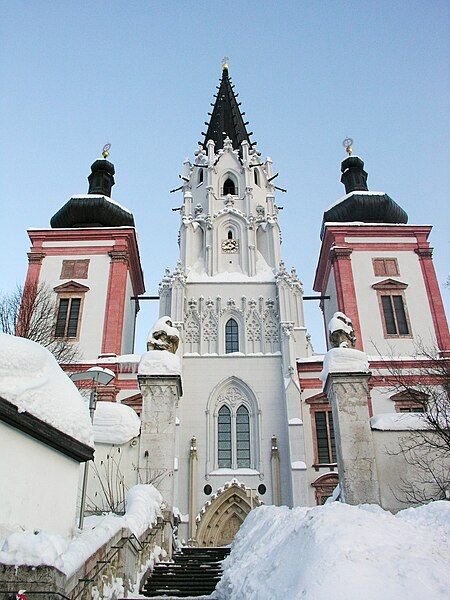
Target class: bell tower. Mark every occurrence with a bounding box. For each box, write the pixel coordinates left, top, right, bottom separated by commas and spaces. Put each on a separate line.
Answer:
24, 152, 145, 360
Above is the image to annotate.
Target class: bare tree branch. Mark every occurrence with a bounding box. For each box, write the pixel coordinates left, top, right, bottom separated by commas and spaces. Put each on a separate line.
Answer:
0, 283, 81, 363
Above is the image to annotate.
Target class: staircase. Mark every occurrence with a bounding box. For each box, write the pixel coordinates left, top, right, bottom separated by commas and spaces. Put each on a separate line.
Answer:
141, 546, 230, 598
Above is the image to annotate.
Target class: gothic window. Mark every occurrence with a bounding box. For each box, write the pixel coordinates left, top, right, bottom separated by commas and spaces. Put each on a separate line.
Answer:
223, 177, 236, 195
236, 405, 251, 467
314, 411, 336, 464
228, 230, 233, 240
55, 297, 81, 338
218, 405, 232, 468
53, 281, 89, 340
372, 280, 411, 338
312, 473, 339, 505
225, 318, 239, 353
198, 168, 204, 184
306, 392, 337, 468
380, 295, 410, 336
253, 168, 260, 186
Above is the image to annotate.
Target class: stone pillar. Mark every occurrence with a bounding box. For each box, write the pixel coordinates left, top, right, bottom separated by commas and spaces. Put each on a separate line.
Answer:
270, 435, 282, 506
138, 372, 182, 555
188, 436, 198, 545
324, 370, 381, 505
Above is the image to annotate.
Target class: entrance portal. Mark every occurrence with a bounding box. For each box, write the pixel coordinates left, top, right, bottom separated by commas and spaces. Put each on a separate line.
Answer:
195, 480, 262, 547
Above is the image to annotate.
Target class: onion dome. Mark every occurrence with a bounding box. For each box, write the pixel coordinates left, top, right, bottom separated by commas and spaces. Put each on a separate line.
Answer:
320, 153, 408, 239
50, 156, 135, 228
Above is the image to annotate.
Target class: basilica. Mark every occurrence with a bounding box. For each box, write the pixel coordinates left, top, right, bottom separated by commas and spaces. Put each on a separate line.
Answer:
22, 62, 449, 545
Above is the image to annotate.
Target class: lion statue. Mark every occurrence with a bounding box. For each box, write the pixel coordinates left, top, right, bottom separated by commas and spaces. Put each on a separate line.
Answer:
328, 311, 356, 349
147, 316, 180, 354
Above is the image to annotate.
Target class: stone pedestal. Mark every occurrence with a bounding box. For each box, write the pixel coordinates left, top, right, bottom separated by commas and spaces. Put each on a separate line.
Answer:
324, 371, 381, 505
138, 373, 182, 554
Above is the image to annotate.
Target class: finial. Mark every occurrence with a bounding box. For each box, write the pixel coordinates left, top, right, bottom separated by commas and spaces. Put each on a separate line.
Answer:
222, 56, 229, 71
102, 143, 111, 159
342, 137, 353, 156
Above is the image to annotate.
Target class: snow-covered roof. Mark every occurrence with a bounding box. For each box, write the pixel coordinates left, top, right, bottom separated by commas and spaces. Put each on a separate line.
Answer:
0, 334, 93, 447
70, 194, 132, 215
93, 401, 141, 444
370, 412, 430, 431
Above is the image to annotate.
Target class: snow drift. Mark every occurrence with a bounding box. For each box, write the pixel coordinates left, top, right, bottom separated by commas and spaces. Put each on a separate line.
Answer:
0, 484, 163, 576
216, 501, 450, 600
0, 333, 93, 445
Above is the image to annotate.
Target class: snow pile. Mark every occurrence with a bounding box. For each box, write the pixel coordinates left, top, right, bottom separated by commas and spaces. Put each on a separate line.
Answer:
93, 401, 141, 444
370, 412, 429, 431
138, 350, 181, 376
216, 501, 450, 600
0, 333, 93, 446
0, 484, 163, 576
320, 347, 369, 382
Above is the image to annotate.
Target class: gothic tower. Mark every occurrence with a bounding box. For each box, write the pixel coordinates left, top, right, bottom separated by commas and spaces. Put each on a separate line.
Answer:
160, 62, 313, 545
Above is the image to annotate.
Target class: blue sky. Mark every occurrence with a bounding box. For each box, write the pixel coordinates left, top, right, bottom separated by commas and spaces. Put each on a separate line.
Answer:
1, 1, 448, 354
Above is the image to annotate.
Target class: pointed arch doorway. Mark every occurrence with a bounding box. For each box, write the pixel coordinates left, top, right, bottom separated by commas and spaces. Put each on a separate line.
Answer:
195, 480, 262, 547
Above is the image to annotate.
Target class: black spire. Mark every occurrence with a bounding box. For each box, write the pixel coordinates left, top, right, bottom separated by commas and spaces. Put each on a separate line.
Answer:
320, 152, 408, 238
88, 158, 115, 197
203, 62, 253, 152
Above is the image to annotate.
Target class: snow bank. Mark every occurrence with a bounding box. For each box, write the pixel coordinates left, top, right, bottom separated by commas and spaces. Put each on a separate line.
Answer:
370, 412, 429, 431
138, 350, 181, 376
93, 401, 141, 444
320, 347, 369, 382
217, 501, 450, 600
0, 484, 163, 576
0, 333, 93, 446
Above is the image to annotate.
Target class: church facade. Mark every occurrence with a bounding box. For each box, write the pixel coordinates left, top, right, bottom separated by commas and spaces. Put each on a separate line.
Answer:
22, 64, 449, 544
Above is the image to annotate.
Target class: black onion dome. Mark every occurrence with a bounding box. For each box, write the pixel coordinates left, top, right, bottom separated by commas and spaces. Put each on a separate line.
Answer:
50, 196, 135, 228
50, 157, 135, 228
320, 155, 408, 239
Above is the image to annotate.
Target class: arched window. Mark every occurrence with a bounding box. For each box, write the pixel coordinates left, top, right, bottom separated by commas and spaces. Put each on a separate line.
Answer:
236, 405, 250, 467
198, 169, 204, 184
253, 168, 259, 186
225, 318, 239, 353
223, 177, 236, 195
218, 405, 232, 468
227, 230, 233, 240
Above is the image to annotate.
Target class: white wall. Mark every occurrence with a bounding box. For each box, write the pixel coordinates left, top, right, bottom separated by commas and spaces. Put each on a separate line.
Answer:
0, 422, 80, 537
86, 438, 139, 513
39, 253, 111, 359
351, 249, 437, 355
121, 273, 136, 355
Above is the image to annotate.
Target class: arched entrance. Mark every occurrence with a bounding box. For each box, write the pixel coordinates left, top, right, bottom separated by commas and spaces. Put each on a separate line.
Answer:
195, 480, 262, 547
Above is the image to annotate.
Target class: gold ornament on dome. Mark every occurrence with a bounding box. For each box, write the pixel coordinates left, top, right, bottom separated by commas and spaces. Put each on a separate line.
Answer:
342, 137, 353, 156
102, 143, 111, 159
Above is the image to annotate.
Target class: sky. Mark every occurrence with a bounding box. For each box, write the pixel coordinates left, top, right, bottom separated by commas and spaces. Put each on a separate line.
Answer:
1, 1, 449, 354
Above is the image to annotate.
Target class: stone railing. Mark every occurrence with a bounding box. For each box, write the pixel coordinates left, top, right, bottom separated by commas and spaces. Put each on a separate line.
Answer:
0, 516, 168, 599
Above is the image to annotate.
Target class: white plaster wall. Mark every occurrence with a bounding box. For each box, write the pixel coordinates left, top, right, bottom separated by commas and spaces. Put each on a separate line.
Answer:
0, 422, 80, 536
323, 268, 339, 349
351, 249, 437, 355
86, 438, 139, 513
372, 429, 449, 512
121, 273, 136, 355
175, 354, 292, 522
39, 253, 111, 359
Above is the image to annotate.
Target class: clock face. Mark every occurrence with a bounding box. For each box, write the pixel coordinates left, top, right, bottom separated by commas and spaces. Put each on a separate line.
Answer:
222, 239, 239, 253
